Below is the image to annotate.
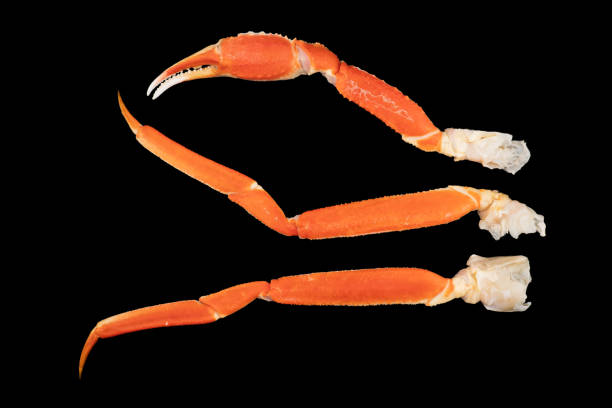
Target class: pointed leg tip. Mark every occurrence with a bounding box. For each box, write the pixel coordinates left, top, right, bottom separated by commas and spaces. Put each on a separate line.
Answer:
79, 329, 99, 379
117, 91, 142, 135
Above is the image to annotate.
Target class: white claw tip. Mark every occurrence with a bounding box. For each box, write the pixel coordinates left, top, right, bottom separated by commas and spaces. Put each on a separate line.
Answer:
148, 66, 219, 100
146, 79, 157, 97
478, 191, 546, 240
440, 128, 531, 174
453, 255, 532, 312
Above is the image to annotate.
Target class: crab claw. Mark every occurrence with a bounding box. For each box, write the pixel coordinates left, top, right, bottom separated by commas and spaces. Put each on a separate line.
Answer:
147, 43, 223, 99
146, 33, 324, 100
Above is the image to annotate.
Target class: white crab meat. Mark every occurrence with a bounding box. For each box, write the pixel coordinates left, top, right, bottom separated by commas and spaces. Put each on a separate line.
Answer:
477, 189, 546, 240
451, 255, 532, 312
440, 128, 530, 174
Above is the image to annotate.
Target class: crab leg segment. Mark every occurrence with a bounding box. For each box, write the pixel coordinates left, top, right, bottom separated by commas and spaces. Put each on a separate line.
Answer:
80, 255, 533, 376
118, 93, 298, 236
79, 268, 450, 377
119, 94, 545, 240
267, 267, 450, 306
296, 187, 479, 239
333, 62, 442, 150
79, 281, 269, 378
147, 32, 530, 173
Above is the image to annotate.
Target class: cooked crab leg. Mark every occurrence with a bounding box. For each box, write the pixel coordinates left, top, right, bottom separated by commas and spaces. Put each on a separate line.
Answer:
146, 32, 530, 174
119, 94, 545, 240
79, 254, 532, 377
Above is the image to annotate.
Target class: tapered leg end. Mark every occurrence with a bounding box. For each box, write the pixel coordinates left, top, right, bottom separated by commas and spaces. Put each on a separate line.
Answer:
79, 328, 99, 379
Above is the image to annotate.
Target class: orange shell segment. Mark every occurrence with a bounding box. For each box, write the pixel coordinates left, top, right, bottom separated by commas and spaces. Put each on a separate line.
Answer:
268, 268, 450, 306
335, 62, 440, 139
94, 300, 218, 338
137, 125, 256, 194
413, 131, 444, 151
220, 33, 300, 80
295, 188, 479, 239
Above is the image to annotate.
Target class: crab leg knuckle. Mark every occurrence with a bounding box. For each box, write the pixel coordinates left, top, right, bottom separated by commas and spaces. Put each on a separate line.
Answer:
199, 281, 271, 318
228, 189, 298, 237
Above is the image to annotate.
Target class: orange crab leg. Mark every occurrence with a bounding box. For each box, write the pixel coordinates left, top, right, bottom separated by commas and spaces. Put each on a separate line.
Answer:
119, 94, 545, 240
79, 281, 269, 378
334, 62, 442, 150
295, 188, 478, 239
80, 267, 452, 377
147, 32, 530, 173
80, 254, 534, 376
267, 267, 450, 306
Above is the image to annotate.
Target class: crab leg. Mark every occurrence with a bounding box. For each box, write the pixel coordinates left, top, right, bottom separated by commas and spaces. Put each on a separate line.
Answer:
146, 32, 530, 174
80, 255, 533, 377
119, 94, 545, 240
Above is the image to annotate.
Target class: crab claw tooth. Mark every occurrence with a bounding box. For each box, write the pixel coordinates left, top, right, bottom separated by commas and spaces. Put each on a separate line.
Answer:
150, 67, 219, 100
147, 43, 221, 99
146, 71, 166, 97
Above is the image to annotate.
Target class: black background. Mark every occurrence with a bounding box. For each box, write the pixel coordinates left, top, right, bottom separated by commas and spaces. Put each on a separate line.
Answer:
51, 4, 582, 400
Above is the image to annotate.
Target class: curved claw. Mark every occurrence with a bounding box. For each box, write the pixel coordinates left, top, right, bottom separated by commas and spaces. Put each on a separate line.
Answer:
147, 43, 222, 99
146, 33, 320, 99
